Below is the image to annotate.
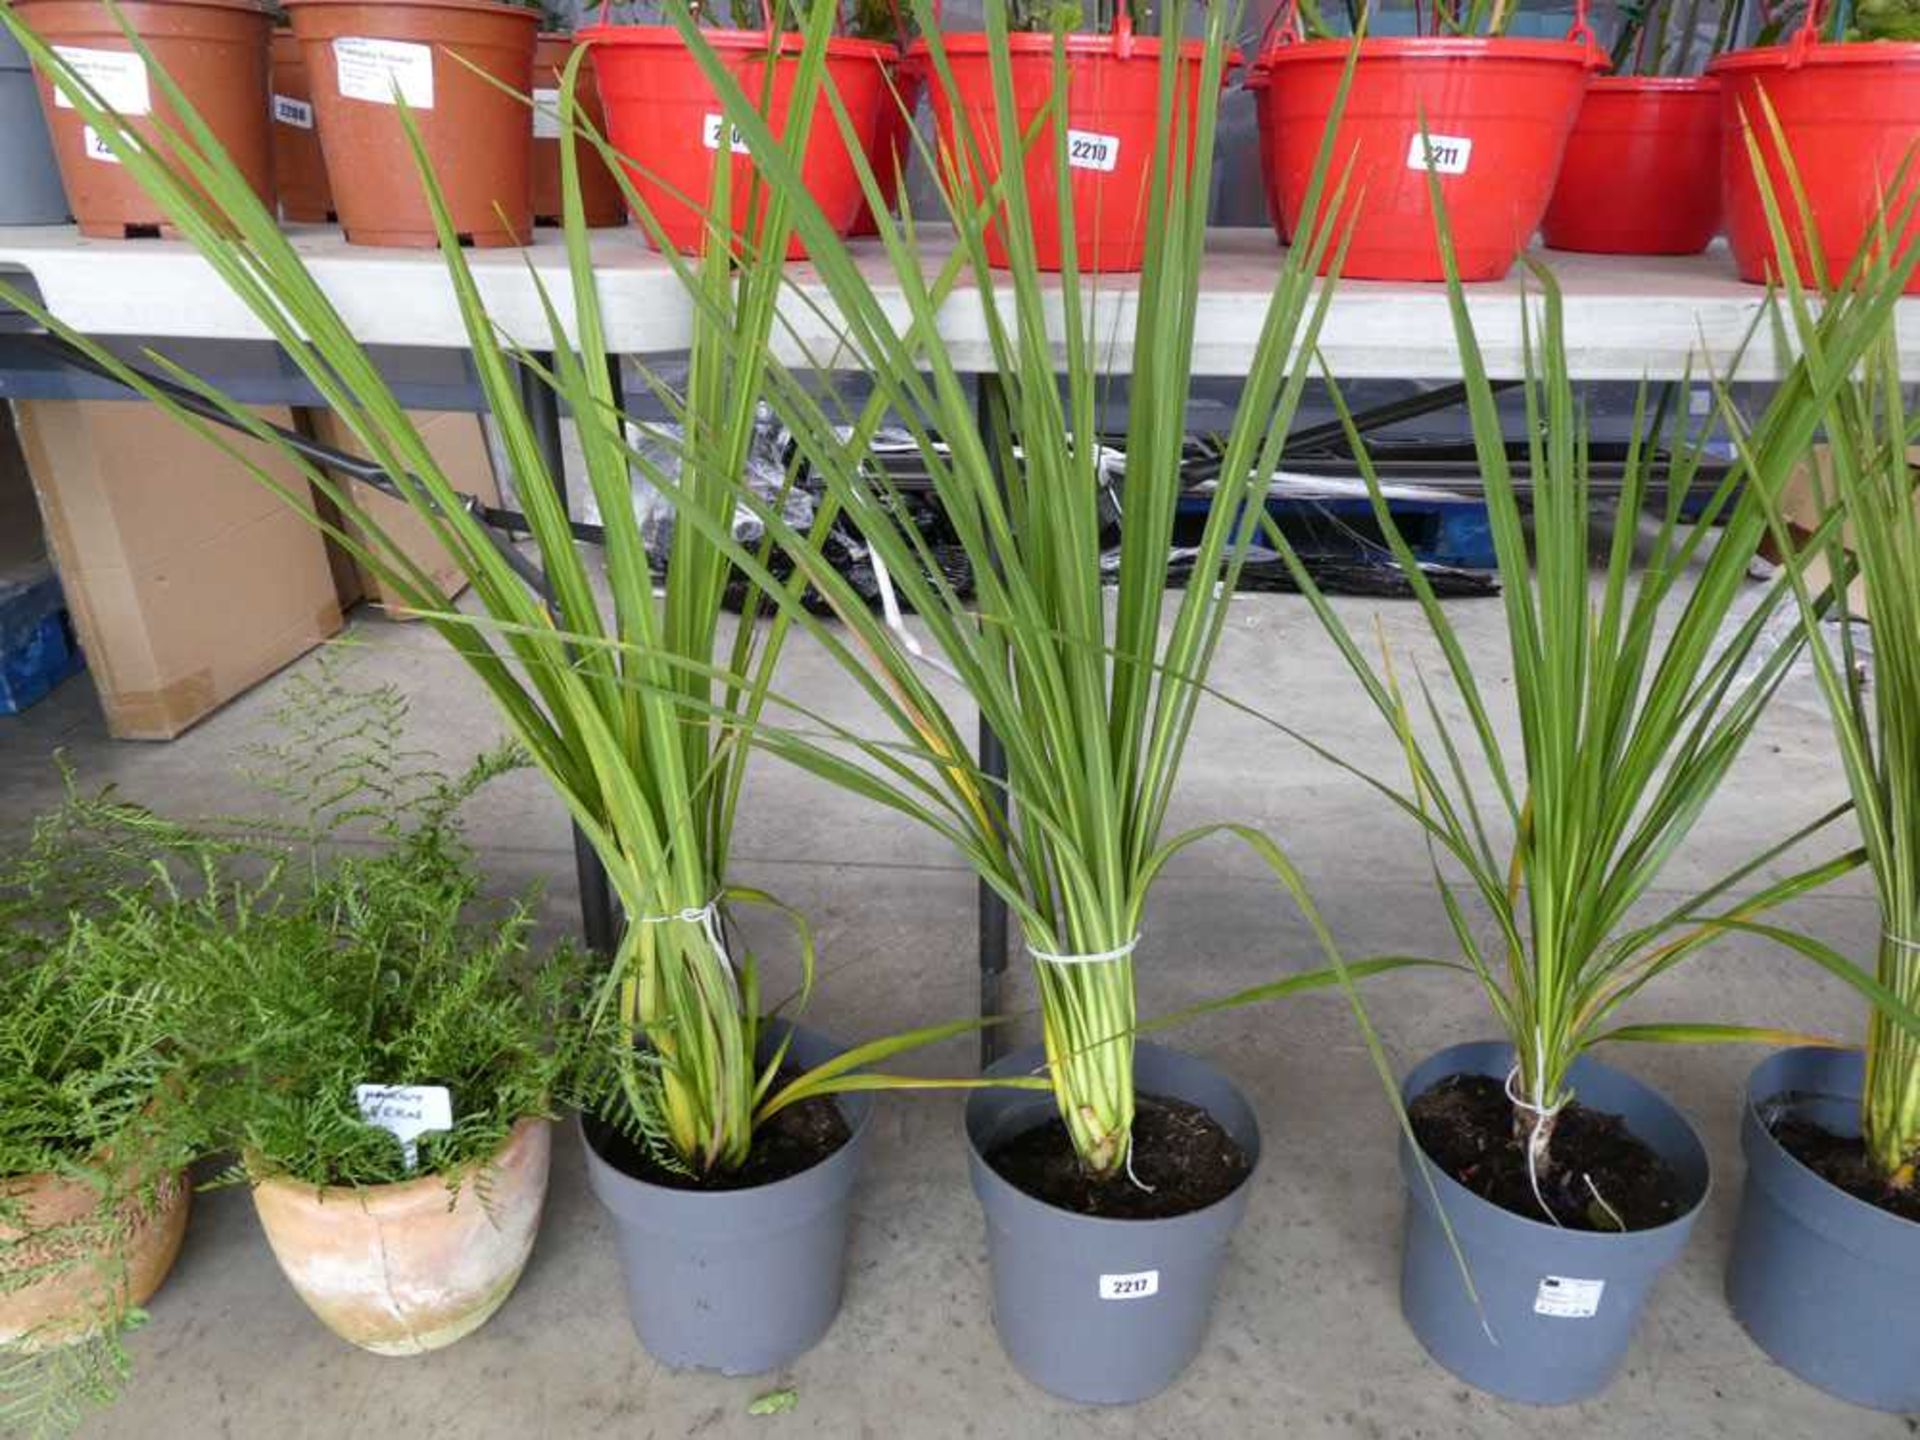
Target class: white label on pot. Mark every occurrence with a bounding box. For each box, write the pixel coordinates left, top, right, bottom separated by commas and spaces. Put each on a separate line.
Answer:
354, 1082, 453, 1170
701, 112, 751, 155
333, 37, 435, 110
1405, 132, 1472, 177
1066, 129, 1120, 173
532, 87, 563, 140
81, 125, 121, 166
52, 46, 150, 115
1533, 1275, 1605, 1318
273, 94, 315, 130
1098, 1269, 1160, 1300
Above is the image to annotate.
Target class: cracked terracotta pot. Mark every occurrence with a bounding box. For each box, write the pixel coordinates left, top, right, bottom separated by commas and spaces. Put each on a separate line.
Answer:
0, 1166, 191, 1351
250, 1115, 551, 1355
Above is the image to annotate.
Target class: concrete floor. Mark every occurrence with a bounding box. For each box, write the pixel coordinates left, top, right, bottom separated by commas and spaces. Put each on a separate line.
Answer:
2, 581, 1910, 1439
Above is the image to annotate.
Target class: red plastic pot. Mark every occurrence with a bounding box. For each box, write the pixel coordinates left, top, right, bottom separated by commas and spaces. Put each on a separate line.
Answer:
1542, 76, 1719, 255
916, 21, 1216, 273
1709, 13, 1920, 294
1257, 10, 1597, 281
1245, 60, 1288, 243
581, 23, 893, 259
850, 57, 921, 238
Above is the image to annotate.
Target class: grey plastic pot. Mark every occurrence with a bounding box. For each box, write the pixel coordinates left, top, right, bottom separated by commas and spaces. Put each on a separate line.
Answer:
0, 29, 68, 225
1727, 1045, 1920, 1412
579, 1022, 872, 1375
1398, 1040, 1709, 1405
966, 1041, 1261, 1405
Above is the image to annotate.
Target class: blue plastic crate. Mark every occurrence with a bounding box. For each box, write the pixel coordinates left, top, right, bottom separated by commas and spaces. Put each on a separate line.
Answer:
0, 568, 84, 715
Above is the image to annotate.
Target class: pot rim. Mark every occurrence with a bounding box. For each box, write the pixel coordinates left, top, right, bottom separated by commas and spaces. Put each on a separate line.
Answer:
15, 0, 273, 13
284, 0, 537, 18
579, 1093, 873, 1208
579, 23, 895, 63
1259, 36, 1600, 68
909, 32, 1215, 63
1743, 1044, 1920, 1245
1709, 39, 1920, 76
965, 1039, 1262, 1233
248, 1113, 549, 1217
1587, 73, 1719, 94
1402, 1038, 1711, 1246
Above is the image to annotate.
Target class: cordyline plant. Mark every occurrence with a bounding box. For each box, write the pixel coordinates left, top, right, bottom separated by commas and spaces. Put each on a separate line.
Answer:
0, 4, 1004, 1182
594, 0, 1397, 1184
1252, 145, 1920, 1218
1606, 0, 1755, 72
1731, 110, 1920, 1191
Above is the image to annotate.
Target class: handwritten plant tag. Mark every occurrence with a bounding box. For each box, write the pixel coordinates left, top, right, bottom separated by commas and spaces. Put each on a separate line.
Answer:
354, 1083, 452, 1171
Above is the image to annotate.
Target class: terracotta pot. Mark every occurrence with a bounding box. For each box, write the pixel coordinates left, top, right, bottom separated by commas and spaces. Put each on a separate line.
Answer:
250, 1116, 551, 1355
532, 32, 622, 228
271, 27, 334, 223
15, 0, 275, 239
0, 1166, 191, 1351
285, 0, 537, 248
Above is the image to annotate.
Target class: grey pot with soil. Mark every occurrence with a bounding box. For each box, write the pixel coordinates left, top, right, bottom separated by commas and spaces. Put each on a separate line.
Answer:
579, 1021, 871, 1375
1398, 1040, 1709, 1405
966, 1040, 1261, 1405
1727, 1045, 1920, 1412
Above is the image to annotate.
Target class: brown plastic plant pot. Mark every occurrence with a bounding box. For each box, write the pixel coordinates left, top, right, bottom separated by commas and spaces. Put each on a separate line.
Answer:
16, 0, 275, 240
271, 26, 334, 223
286, 0, 537, 249
0, 1166, 191, 1352
531, 32, 622, 228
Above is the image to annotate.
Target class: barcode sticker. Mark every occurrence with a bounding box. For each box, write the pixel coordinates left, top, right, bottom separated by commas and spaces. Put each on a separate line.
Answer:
333, 37, 434, 109
1534, 1275, 1605, 1319
53, 47, 150, 115
273, 94, 314, 130
701, 112, 751, 155
1098, 1269, 1160, 1300
1066, 129, 1120, 173
533, 87, 562, 139
82, 125, 121, 165
1405, 133, 1472, 176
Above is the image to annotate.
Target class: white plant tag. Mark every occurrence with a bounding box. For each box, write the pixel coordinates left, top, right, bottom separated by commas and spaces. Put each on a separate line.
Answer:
1066, 129, 1120, 173
53, 47, 151, 115
333, 37, 434, 110
81, 125, 121, 166
1405, 132, 1472, 176
273, 94, 314, 130
701, 112, 751, 155
532, 87, 562, 139
354, 1083, 453, 1170
1098, 1269, 1160, 1300
1534, 1275, 1605, 1318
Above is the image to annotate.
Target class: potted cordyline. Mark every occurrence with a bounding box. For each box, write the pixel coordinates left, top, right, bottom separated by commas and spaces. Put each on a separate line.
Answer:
583, 0, 903, 255
1259, 172, 1920, 1402
5, 21, 1010, 1378
913, 0, 1215, 272
1723, 204, 1920, 1412
1252, 0, 1600, 279
150, 672, 578, 1357
614, 0, 1391, 1403
1711, 0, 1920, 293
16, 0, 274, 237
1540, 0, 1737, 255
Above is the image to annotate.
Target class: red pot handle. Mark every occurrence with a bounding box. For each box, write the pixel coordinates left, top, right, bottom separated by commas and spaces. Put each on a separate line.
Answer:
1786, 0, 1825, 64
1262, 0, 1593, 50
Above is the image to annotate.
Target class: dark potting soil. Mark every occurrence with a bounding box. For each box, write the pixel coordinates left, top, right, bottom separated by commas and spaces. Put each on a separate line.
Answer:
1772, 1112, 1920, 1224
1408, 1073, 1684, 1232
985, 1093, 1251, 1220
588, 1091, 851, 1193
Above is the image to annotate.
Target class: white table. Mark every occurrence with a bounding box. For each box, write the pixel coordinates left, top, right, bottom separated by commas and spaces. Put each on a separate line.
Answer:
0, 223, 1894, 382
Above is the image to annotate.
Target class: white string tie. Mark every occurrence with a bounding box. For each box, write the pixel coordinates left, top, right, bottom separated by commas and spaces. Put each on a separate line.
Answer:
1884, 931, 1920, 953
636, 897, 741, 1005
1505, 1063, 1570, 1229
1026, 934, 1143, 967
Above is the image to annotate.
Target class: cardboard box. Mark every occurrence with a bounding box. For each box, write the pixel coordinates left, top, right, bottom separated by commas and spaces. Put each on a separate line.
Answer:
301, 409, 501, 617
1764, 445, 1920, 617
13, 398, 343, 740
